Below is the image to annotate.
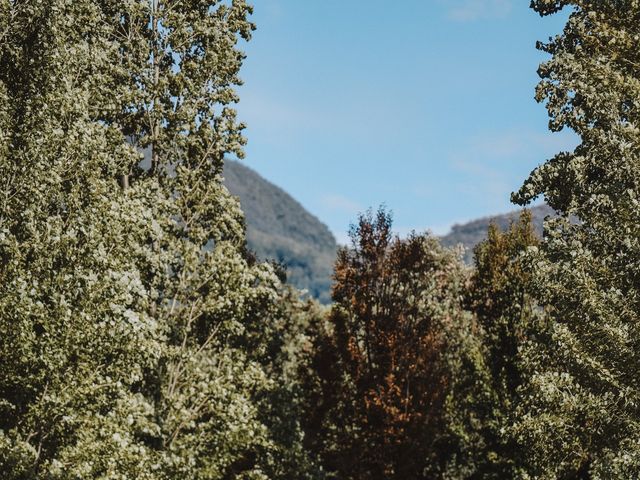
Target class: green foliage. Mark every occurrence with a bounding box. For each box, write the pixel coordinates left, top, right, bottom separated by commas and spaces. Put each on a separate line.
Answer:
4, 0, 638, 477
0, 1, 320, 478
511, 1, 640, 477
466, 211, 541, 477
0, 2, 163, 477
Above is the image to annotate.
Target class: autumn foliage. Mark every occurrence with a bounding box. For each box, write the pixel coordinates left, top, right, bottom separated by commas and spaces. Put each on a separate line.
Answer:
305, 209, 488, 479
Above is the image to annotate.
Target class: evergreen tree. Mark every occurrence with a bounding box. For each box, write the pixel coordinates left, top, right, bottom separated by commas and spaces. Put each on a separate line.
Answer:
512, 1, 640, 477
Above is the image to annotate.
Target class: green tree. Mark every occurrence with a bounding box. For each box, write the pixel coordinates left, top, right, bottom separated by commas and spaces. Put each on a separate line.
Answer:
0, 1, 320, 478
0, 1, 164, 476
99, 1, 319, 477
466, 211, 541, 477
511, 1, 640, 477
307, 209, 490, 479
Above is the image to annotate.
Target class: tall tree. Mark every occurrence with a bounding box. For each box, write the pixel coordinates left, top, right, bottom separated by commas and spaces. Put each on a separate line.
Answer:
308, 209, 490, 479
0, 1, 320, 478
97, 1, 320, 477
466, 211, 540, 478
0, 1, 164, 477
512, 1, 640, 477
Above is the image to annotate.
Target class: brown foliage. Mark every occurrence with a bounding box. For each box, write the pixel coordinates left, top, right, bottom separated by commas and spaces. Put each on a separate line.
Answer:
309, 208, 474, 479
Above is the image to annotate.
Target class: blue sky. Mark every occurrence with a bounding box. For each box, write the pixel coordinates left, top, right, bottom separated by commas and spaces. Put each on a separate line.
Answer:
235, 0, 577, 244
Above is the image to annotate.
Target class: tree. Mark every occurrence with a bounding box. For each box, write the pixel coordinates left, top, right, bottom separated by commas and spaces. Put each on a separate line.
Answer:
0, 1, 164, 476
0, 1, 321, 478
98, 1, 319, 476
511, 1, 640, 477
466, 211, 541, 477
307, 208, 490, 479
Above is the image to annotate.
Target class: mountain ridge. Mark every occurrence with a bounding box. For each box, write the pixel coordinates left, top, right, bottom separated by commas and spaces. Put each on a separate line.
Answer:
223, 160, 337, 304
440, 204, 555, 262
224, 160, 557, 302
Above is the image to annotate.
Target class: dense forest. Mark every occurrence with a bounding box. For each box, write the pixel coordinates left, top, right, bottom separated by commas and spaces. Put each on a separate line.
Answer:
0, 0, 639, 479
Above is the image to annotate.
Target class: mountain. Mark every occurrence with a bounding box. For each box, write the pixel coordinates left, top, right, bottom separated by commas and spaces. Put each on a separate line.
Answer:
223, 160, 337, 304
440, 204, 555, 263
223, 158, 557, 301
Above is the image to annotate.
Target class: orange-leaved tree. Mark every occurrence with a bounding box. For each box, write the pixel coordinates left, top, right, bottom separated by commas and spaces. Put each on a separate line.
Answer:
307, 208, 490, 479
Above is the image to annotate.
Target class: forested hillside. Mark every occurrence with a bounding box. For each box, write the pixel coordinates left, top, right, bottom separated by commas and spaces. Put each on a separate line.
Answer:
222, 157, 555, 300
224, 161, 336, 303
223, 159, 553, 299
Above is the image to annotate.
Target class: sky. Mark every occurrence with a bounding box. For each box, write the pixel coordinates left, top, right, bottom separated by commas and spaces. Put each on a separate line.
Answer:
234, 0, 577, 244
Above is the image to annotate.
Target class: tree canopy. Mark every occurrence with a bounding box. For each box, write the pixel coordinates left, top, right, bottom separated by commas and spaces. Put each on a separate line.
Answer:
2, 0, 639, 478
512, 1, 640, 477
0, 1, 320, 478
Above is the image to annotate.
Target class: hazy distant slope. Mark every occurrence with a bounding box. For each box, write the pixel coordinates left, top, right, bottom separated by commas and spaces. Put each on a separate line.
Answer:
223, 158, 556, 295
440, 204, 555, 262
223, 160, 337, 303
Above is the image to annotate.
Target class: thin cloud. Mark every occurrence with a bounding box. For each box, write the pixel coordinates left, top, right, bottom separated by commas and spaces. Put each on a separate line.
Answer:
239, 91, 317, 134
462, 129, 579, 160
446, 127, 578, 209
445, 0, 513, 22
321, 194, 362, 215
